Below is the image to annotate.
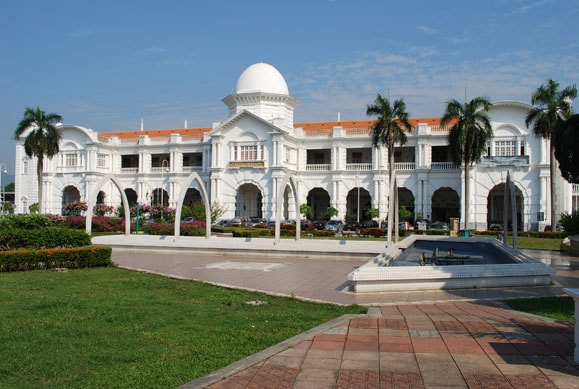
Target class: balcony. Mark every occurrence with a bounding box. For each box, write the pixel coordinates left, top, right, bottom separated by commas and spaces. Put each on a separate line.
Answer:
306, 164, 331, 172
120, 168, 138, 174
394, 162, 415, 170
346, 163, 372, 171
430, 162, 460, 170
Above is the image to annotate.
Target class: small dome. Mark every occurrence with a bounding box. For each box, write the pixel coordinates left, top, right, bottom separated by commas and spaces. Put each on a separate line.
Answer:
234, 63, 289, 95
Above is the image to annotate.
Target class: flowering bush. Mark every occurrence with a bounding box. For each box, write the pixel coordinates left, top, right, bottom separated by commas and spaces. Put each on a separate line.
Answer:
93, 203, 116, 217
63, 201, 88, 216
141, 220, 206, 236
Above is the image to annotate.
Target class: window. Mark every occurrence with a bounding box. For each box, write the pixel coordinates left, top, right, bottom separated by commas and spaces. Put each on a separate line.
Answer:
22, 160, 28, 175
65, 153, 78, 167
97, 154, 107, 168
239, 145, 258, 161
494, 140, 516, 157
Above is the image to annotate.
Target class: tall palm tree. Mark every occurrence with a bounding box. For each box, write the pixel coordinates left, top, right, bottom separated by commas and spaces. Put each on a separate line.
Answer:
367, 93, 412, 243
525, 79, 577, 229
14, 107, 63, 214
441, 97, 493, 230
367, 93, 412, 181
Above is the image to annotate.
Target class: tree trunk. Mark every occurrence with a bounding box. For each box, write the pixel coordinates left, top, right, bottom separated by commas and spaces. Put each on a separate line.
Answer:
37, 157, 44, 214
464, 163, 470, 230
550, 140, 557, 229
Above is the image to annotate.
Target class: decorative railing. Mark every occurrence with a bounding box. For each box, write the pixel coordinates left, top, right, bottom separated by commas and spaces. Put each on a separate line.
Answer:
150, 166, 171, 173
148, 136, 171, 144
304, 129, 333, 137
181, 134, 203, 142
430, 125, 452, 132
346, 163, 372, 171
305, 164, 331, 171
56, 166, 85, 173
430, 162, 459, 170
182, 166, 203, 173
120, 168, 138, 174
394, 162, 415, 170
344, 128, 372, 137
573, 184, 579, 194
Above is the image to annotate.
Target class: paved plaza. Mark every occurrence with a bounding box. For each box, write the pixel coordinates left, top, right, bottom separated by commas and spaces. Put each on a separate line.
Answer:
94, 235, 579, 388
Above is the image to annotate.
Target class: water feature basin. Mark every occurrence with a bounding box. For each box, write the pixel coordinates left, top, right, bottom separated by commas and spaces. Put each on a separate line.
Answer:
347, 235, 555, 292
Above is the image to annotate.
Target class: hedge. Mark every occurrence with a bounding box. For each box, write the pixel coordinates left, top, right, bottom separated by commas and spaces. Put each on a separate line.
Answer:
0, 246, 113, 272
0, 228, 92, 251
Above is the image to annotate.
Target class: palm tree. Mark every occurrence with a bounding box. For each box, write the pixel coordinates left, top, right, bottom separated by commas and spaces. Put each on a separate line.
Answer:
367, 93, 412, 244
367, 94, 412, 181
525, 79, 577, 229
441, 97, 493, 230
14, 107, 63, 214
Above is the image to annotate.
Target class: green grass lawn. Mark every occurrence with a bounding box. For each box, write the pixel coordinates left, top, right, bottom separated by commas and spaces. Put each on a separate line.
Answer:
504, 296, 575, 321
0, 268, 366, 388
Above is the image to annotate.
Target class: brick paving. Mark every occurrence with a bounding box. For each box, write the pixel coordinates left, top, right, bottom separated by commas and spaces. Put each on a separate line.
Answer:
96, 236, 579, 388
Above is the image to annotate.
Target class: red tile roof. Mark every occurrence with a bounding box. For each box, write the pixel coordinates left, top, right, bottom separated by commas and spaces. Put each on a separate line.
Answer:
98, 117, 449, 138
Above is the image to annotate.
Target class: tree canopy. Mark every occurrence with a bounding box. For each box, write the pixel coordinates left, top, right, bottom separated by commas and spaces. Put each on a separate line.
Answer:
554, 114, 579, 184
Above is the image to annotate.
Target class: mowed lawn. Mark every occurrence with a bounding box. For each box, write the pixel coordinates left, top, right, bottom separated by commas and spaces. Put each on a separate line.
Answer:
0, 267, 366, 388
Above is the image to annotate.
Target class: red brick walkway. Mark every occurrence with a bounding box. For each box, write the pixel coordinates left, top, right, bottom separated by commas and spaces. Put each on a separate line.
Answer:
199, 302, 577, 389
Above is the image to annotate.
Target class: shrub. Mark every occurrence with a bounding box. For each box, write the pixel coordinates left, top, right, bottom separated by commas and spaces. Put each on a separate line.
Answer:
560, 210, 579, 234
63, 200, 88, 216
0, 228, 92, 251
93, 203, 117, 216
0, 246, 113, 272
361, 227, 385, 237
0, 214, 54, 230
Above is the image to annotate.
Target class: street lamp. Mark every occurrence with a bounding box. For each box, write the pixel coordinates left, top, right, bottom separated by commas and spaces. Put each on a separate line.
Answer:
160, 159, 169, 207
0, 163, 7, 214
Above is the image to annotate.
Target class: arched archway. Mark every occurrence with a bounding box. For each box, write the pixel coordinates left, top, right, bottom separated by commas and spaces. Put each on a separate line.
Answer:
431, 187, 460, 223
275, 173, 300, 243
151, 188, 169, 207
398, 187, 415, 221
124, 188, 138, 205
307, 188, 330, 221
85, 174, 131, 235
487, 183, 523, 230
174, 172, 211, 238
184, 188, 201, 205
346, 187, 371, 222
62, 185, 81, 215
236, 183, 263, 218
96, 191, 106, 204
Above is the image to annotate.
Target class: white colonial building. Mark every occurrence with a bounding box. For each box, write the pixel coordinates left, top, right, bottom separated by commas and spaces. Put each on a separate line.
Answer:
14, 63, 579, 231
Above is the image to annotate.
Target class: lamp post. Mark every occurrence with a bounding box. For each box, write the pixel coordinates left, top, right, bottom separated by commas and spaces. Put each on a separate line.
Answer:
160, 159, 169, 210
0, 163, 7, 214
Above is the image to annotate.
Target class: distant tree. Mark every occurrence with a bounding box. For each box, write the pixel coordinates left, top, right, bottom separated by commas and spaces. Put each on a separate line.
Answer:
365, 207, 379, 219
554, 114, 579, 184
14, 107, 63, 214
441, 97, 493, 230
29, 203, 39, 214
4, 182, 14, 192
323, 206, 338, 221
399, 205, 412, 220
526, 79, 577, 227
299, 203, 312, 220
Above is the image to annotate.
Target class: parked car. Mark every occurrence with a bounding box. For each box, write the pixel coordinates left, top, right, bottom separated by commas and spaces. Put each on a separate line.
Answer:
229, 218, 243, 227
311, 221, 324, 230
488, 223, 503, 231
343, 221, 359, 231
360, 220, 378, 228
544, 224, 565, 232
248, 217, 266, 227
213, 219, 230, 227
182, 216, 195, 222
300, 219, 314, 230
430, 222, 449, 230
324, 219, 343, 233
415, 219, 430, 229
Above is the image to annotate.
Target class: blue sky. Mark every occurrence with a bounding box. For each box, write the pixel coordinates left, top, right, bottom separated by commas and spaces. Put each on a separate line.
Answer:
1, 0, 578, 178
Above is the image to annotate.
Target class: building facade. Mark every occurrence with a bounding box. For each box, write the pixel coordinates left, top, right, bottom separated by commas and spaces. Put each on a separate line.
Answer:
14, 63, 579, 230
